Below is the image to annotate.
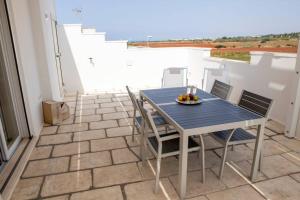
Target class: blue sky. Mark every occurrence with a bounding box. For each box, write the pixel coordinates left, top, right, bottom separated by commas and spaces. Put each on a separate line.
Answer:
55, 0, 300, 41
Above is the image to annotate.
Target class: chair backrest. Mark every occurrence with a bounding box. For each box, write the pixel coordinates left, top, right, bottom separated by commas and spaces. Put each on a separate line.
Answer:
136, 99, 160, 141
126, 86, 138, 110
238, 90, 273, 117
162, 67, 188, 88
210, 80, 232, 100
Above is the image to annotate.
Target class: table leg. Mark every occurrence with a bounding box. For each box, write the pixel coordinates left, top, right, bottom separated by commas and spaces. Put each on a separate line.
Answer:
179, 133, 188, 200
250, 121, 265, 181
139, 94, 145, 164
140, 94, 144, 106
139, 121, 146, 165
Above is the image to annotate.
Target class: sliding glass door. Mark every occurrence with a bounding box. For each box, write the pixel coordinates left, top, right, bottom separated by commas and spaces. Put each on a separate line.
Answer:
0, 0, 29, 162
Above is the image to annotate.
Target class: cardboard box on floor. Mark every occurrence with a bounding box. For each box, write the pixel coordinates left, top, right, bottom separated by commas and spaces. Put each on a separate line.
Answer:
42, 101, 70, 125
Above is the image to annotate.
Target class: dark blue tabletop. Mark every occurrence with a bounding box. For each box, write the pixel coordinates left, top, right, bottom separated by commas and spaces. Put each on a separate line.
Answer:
141, 87, 262, 130
141, 87, 216, 105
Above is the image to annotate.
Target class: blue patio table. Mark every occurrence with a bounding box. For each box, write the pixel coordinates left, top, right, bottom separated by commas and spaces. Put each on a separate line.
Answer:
140, 87, 266, 200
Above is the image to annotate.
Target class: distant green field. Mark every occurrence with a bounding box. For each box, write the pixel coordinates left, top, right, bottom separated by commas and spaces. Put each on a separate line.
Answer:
211, 51, 251, 62
130, 32, 299, 62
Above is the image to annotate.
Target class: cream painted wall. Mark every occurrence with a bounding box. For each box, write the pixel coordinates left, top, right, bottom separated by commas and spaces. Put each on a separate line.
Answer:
6, 0, 44, 136
6, 0, 61, 136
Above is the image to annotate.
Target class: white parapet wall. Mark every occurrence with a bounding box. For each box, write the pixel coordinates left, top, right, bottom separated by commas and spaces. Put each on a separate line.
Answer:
126, 47, 211, 90
58, 24, 211, 93
203, 52, 298, 134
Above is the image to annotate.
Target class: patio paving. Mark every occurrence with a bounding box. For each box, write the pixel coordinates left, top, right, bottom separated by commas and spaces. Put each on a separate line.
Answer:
10, 93, 300, 200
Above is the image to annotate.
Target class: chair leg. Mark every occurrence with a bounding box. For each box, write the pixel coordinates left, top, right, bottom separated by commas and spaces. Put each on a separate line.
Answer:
131, 125, 135, 142
259, 151, 263, 172
139, 134, 145, 163
197, 137, 201, 158
131, 110, 136, 142
140, 123, 146, 165
199, 135, 206, 183
155, 152, 162, 193
219, 144, 229, 179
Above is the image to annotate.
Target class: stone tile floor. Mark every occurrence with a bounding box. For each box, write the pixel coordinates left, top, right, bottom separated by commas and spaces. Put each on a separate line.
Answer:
10, 93, 300, 200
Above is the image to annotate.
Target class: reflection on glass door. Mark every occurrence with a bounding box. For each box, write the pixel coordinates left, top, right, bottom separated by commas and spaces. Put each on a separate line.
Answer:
0, 104, 19, 150
0, 111, 7, 166
0, 102, 21, 161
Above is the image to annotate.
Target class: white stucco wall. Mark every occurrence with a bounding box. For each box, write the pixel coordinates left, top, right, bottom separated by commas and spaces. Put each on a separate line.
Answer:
292, 41, 300, 138
58, 24, 128, 92
29, 0, 63, 101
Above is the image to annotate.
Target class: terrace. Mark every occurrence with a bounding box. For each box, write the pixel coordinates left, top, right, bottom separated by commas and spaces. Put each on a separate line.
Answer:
0, 1, 300, 200
10, 92, 300, 200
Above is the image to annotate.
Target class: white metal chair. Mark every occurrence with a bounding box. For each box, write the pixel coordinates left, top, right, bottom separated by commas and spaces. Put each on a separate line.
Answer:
210, 80, 232, 100
161, 67, 188, 88
211, 90, 273, 179
126, 86, 170, 142
136, 99, 205, 193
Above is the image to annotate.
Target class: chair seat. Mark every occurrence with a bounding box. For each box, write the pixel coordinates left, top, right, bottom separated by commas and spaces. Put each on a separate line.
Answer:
135, 115, 166, 127
213, 128, 256, 142
148, 132, 199, 154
